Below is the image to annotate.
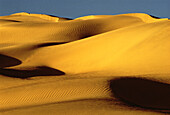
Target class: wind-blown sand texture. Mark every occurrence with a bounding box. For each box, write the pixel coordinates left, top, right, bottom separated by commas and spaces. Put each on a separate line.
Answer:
0, 12, 170, 115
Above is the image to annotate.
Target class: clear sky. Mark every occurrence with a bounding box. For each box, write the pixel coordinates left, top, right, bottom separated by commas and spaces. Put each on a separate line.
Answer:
0, 0, 169, 19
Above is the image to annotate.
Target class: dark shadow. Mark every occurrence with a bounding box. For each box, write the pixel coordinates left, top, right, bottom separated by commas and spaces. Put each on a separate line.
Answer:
0, 19, 21, 22
0, 66, 65, 79
149, 14, 169, 19
81, 34, 94, 39
109, 77, 170, 111
149, 15, 160, 19
36, 42, 67, 48
0, 54, 22, 68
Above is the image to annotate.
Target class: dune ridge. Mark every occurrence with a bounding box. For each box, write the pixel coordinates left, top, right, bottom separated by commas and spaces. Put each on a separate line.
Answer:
0, 12, 170, 114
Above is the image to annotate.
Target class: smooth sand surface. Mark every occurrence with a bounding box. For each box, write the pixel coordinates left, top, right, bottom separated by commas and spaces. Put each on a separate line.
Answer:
0, 12, 170, 115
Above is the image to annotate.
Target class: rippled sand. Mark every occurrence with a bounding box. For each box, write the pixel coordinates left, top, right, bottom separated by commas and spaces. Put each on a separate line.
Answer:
0, 12, 170, 115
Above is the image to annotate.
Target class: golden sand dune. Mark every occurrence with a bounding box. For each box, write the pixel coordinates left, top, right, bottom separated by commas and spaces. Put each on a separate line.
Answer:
0, 12, 170, 115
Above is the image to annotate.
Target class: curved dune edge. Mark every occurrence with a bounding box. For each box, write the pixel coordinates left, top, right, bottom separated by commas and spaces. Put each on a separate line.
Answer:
0, 12, 170, 114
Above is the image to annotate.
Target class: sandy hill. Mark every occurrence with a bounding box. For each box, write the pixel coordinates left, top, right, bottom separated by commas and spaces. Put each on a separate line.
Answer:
0, 12, 170, 115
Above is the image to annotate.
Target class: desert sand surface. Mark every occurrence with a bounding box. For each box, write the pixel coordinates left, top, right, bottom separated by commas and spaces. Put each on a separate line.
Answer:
0, 12, 170, 115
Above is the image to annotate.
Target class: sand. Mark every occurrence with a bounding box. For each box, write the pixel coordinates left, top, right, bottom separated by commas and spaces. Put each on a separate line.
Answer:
0, 12, 170, 115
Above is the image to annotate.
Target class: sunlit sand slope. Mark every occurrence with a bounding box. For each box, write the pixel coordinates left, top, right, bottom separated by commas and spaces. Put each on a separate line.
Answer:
0, 12, 170, 115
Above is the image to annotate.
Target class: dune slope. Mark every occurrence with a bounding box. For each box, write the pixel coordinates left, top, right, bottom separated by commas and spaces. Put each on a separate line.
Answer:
0, 12, 170, 115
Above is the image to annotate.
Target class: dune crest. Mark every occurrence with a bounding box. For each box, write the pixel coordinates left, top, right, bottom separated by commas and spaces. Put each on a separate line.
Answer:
0, 12, 170, 114
122, 13, 168, 23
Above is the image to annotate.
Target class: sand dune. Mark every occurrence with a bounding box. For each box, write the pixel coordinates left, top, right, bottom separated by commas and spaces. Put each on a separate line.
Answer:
0, 12, 170, 115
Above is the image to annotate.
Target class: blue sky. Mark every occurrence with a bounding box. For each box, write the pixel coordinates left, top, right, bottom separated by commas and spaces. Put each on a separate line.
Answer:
0, 0, 169, 18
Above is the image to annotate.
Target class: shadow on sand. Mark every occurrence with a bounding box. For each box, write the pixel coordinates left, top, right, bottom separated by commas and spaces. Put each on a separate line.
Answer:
0, 66, 65, 79
0, 54, 22, 68
109, 77, 170, 112
35, 42, 67, 48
